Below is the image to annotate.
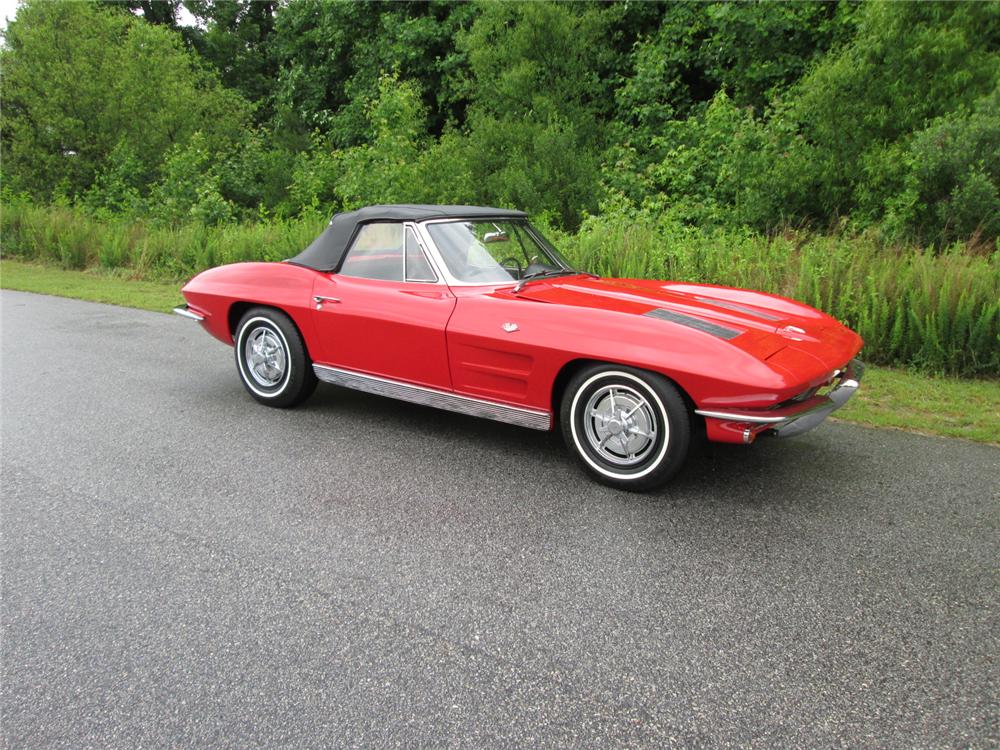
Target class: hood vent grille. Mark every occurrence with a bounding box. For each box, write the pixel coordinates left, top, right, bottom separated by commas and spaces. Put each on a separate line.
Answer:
644, 308, 743, 340
693, 296, 782, 321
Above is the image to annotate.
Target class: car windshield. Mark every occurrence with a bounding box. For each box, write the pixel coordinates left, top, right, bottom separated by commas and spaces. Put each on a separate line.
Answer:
426, 219, 575, 284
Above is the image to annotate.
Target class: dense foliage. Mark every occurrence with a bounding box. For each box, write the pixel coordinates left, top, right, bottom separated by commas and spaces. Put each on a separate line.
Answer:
1, 0, 998, 374
3, 0, 998, 243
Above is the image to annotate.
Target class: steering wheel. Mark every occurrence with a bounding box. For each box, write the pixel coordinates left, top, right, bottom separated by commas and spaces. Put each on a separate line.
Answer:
499, 256, 524, 278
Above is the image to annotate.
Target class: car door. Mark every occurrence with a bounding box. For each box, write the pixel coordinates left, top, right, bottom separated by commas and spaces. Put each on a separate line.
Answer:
310, 222, 456, 390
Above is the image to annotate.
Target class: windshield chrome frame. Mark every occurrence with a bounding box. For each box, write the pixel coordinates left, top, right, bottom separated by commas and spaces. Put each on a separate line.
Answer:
414, 217, 574, 288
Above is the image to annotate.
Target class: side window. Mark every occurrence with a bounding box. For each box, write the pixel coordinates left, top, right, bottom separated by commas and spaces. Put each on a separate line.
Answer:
339, 223, 404, 281
405, 228, 437, 283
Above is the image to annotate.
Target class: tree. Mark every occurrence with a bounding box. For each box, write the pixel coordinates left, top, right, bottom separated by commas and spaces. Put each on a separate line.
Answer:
269, 1, 475, 145
612, 2, 854, 178
786, 1, 1000, 225
101, 0, 182, 28
457, 1, 618, 227
183, 1, 279, 121
0, 0, 250, 200
605, 0, 1000, 243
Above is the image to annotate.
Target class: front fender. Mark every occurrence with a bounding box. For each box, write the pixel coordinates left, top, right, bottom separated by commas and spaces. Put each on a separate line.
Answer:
445, 293, 795, 413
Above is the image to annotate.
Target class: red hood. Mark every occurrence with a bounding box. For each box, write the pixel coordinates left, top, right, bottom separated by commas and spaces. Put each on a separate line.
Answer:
505, 276, 862, 374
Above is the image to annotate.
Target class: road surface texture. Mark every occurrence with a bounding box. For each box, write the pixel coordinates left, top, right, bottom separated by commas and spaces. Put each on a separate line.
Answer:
2, 290, 997, 748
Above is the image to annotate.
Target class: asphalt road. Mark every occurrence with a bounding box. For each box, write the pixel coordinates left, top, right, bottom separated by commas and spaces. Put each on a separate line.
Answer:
1, 290, 997, 748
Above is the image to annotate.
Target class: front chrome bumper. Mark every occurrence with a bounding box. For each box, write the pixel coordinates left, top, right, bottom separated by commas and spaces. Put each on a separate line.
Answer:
771, 359, 864, 437
696, 359, 864, 442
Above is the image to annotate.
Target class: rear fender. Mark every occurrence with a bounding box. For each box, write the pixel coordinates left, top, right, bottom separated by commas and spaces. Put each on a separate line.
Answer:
181, 262, 320, 348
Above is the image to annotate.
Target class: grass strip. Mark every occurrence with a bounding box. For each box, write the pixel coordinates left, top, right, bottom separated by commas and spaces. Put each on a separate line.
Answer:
2, 259, 997, 445
1, 259, 183, 313
834, 367, 999, 445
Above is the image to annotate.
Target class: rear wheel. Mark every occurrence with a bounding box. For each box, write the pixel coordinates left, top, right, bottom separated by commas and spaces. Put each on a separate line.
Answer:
234, 307, 316, 408
560, 364, 690, 491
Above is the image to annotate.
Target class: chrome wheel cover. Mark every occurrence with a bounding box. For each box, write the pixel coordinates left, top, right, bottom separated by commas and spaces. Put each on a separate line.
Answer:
244, 326, 287, 387
582, 384, 659, 466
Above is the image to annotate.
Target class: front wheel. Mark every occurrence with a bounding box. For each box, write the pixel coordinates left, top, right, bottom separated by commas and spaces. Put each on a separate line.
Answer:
234, 307, 317, 408
560, 364, 691, 491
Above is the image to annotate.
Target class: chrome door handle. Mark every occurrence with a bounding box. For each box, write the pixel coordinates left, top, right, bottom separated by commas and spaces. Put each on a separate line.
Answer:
314, 295, 341, 308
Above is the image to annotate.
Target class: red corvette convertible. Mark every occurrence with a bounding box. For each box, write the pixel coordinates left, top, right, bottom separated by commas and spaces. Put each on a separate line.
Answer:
176, 204, 863, 491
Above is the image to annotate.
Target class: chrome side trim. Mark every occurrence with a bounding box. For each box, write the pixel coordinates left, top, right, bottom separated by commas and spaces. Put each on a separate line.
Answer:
312, 364, 552, 431
695, 409, 787, 424
173, 305, 204, 321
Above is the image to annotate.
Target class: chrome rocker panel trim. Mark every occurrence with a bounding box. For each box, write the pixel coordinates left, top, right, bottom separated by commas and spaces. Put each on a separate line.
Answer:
312, 364, 552, 431
173, 305, 204, 321
695, 359, 864, 439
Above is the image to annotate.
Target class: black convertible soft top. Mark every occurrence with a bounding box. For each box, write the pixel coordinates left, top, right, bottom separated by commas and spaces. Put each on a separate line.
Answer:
288, 204, 528, 272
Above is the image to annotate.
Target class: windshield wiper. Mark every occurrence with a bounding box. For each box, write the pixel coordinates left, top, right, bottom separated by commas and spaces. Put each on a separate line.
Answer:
513, 268, 580, 293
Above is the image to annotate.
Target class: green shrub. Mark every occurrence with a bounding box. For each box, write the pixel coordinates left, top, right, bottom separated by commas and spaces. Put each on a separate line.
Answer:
879, 87, 1000, 245
148, 134, 235, 226
81, 142, 145, 219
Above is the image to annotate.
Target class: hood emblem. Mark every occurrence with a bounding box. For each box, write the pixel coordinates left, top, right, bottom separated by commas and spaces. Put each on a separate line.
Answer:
779, 324, 806, 340
502, 322, 519, 333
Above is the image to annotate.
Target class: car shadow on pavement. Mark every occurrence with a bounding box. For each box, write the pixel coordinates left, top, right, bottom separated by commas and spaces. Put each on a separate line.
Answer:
301, 383, 871, 510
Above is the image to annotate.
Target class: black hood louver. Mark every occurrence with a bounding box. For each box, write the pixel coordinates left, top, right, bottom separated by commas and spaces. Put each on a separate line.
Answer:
693, 296, 781, 322
644, 308, 742, 340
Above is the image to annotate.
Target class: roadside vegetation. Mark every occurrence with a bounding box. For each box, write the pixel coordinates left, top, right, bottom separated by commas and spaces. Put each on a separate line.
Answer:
4, 2, 998, 245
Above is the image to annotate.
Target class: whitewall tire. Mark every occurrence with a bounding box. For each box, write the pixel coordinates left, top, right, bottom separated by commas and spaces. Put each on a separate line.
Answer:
234, 307, 317, 408
560, 364, 691, 491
